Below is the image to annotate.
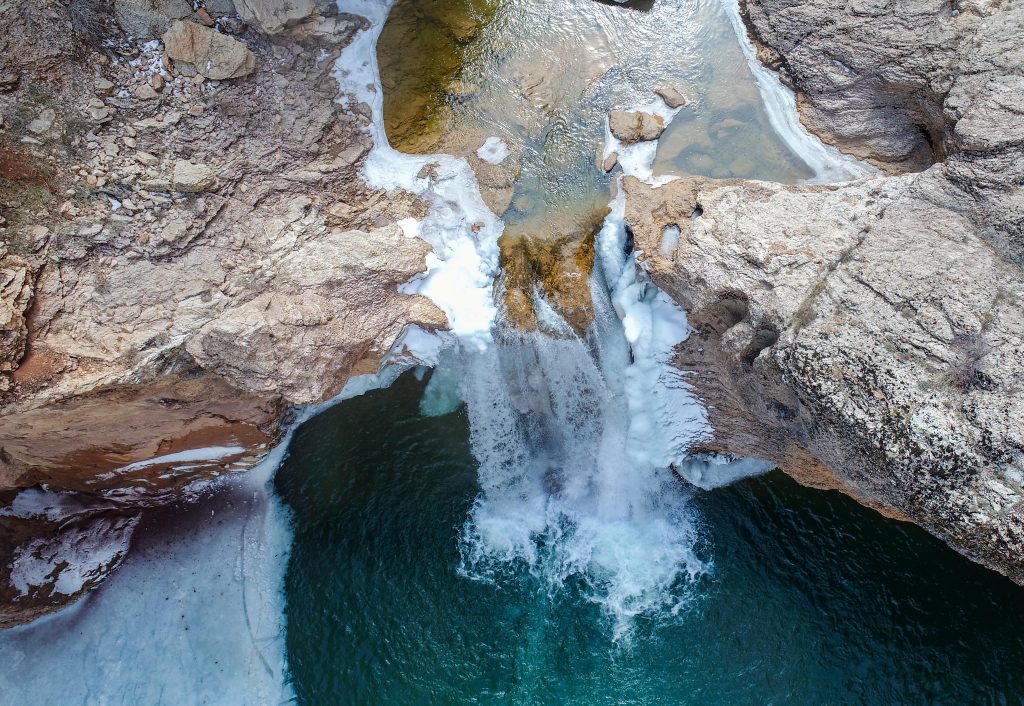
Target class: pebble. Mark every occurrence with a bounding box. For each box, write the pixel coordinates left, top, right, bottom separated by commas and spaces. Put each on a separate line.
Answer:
135, 151, 159, 166
123, 136, 137, 148
134, 84, 159, 100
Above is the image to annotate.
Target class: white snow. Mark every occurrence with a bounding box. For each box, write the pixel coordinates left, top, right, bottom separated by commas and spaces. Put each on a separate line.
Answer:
476, 136, 511, 165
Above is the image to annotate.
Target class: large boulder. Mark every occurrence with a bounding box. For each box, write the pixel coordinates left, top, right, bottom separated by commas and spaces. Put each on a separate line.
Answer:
741, 0, 1024, 265
161, 20, 256, 80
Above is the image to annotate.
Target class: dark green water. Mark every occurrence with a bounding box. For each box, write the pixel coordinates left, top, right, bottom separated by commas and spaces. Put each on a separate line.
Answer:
276, 371, 1024, 705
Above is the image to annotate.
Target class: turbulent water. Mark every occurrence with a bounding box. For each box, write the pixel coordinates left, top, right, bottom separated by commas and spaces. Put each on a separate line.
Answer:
0, 0, 1019, 703
277, 372, 1024, 704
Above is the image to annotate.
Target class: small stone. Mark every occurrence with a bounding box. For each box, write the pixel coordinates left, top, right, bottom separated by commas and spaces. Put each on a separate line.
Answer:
193, 74, 206, 85
135, 151, 159, 166
123, 136, 137, 148
88, 97, 105, 109
150, 73, 166, 92
86, 174, 99, 186
95, 78, 116, 96
195, 7, 215, 25
88, 106, 112, 122
134, 84, 159, 100
188, 104, 204, 116
601, 151, 619, 173
171, 159, 216, 192
655, 86, 688, 109
27, 108, 56, 135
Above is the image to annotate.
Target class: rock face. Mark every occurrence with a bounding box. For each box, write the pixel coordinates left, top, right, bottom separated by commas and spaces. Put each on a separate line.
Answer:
114, 0, 192, 39
626, 173, 1024, 584
623, 0, 1024, 584
740, 0, 1024, 265
234, 0, 318, 34
0, 0, 440, 625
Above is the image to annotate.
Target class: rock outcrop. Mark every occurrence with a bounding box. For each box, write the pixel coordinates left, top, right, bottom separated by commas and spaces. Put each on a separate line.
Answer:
740, 0, 1024, 264
624, 0, 1024, 582
0, 0, 440, 624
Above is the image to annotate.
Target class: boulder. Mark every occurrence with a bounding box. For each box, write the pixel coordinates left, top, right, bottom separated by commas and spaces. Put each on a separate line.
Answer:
608, 110, 665, 144
624, 170, 1024, 586
161, 21, 256, 81
113, 0, 191, 38
233, 0, 317, 34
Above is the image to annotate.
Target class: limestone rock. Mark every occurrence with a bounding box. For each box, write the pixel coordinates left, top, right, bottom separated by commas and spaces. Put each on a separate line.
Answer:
114, 0, 191, 38
608, 110, 665, 144
186, 224, 447, 403
171, 159, 216, 192
233, 0, 316, 34
742, 0, 1024, 264
624, 171, 1024, 585
161, 20, 256, 81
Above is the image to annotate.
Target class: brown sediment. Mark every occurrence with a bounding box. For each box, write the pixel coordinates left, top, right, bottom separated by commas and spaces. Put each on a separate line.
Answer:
498, 205, 607, 334
0, 372, 283, 494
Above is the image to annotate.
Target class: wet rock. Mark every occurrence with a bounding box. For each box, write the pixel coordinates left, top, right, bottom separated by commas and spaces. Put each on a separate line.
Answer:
608, 110, 665, 144
161, 20, 255, 80
655, 86, 687, 108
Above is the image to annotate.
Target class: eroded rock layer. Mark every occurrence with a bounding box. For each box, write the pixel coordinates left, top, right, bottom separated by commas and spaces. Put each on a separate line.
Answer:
0, 0, 444, 623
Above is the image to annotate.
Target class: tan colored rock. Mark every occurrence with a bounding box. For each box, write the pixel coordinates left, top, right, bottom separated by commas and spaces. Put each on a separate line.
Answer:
233, 0, 316, 34
161, 20, 255, 81
134, 83, 159, 100
608, 110, 665, 144
624, 170, 1024, 586
113, 0, 191, 38
171, 159, 216, 192
186, 223, 447, 403
655, 86, 687, 108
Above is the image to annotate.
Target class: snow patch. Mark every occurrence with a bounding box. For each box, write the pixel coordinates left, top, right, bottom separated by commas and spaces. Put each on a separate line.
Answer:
476, 136, 510, 165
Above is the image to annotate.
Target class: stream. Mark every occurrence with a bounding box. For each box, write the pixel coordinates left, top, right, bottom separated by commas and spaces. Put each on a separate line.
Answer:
1, 0, 1023, 703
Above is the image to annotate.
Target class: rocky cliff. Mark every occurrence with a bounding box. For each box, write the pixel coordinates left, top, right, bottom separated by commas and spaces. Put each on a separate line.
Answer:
627, 0, 1023, 582
0, 0, 443, 626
